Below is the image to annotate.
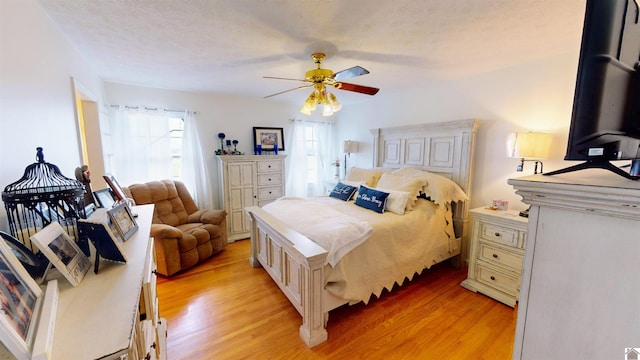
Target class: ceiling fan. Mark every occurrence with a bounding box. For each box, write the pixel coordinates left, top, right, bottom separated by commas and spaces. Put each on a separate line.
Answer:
263, 53, 379, 116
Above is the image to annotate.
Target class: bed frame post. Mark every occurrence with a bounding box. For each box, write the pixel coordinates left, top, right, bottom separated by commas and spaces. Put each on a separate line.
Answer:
299, 257, 328, 347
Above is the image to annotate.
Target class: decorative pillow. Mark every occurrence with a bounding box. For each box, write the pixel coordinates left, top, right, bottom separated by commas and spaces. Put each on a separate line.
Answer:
376, 187, 410, 215
390, 167, 469, 205
375, 173, 427, 211
354, 185, 389, 214
420, 172, 469, 205
329, 182, 358, 201
339, 179, 364, 188
345, 167, 383, 188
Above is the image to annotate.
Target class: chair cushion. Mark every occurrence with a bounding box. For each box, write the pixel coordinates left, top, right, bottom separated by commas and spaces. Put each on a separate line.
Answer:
126, 180, 189, 226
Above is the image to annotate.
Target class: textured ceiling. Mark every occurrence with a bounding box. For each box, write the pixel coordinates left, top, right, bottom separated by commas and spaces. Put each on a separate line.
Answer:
36, 0, 586, 104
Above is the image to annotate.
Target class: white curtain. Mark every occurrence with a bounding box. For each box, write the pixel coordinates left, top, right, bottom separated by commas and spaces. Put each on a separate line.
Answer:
107, 106, 173, 186
285, 119, 336, 197
105, 107, 209, 208
181, 110, 211, 209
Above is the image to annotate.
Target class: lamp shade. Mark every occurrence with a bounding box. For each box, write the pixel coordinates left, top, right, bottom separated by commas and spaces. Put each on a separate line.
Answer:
342, 140, 358, 154
511, 132, 552, 159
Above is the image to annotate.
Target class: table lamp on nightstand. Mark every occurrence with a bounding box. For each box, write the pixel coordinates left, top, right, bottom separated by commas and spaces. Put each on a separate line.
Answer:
509, 131, 552, 217
509, 132, 552, 174
342, 140, 358, 178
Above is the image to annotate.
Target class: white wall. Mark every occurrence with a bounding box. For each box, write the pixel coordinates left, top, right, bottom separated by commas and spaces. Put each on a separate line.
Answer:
103, 83, 300, 208
0, 0, 585, 228
0, 0, 104, 228
336, 52, 580, 211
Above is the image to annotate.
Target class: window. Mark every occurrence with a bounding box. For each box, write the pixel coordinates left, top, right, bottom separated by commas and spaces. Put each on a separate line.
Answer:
304, 126, 319, 184
104, 107, 184, 186
285, 120, 336, 197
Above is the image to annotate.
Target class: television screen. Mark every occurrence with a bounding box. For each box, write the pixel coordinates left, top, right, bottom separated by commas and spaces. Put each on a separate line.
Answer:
547, 0, 640, 179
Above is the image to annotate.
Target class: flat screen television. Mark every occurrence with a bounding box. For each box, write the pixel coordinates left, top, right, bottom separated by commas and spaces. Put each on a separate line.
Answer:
545, 0, 640, 179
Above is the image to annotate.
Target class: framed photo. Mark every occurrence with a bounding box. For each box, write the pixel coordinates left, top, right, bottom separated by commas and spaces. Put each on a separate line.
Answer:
30, 222, 91, 287
78, 209, 127, 274
0, 236, 43, 359
107, 203, 138, 241
93, 188, 116, 209
0, 231, 48, 280
253, 127, 285, 151
102, 174, 127, 202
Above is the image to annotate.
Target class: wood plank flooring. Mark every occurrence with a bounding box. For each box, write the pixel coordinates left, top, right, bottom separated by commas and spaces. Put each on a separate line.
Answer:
157, 239, 517, 360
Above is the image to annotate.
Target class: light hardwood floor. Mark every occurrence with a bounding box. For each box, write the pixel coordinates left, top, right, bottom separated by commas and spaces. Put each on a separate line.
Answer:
157, 239, 517, 360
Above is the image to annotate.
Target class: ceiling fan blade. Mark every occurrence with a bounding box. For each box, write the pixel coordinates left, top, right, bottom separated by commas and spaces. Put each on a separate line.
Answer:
332, 66, 370, 81
263, 76, 308, 82
334, 82, 379, 96
264, 84, 313, 98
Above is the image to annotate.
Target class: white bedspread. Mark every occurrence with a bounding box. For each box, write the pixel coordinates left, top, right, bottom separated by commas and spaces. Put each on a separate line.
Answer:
262, 197, 373, 266
263, 196, 459, 305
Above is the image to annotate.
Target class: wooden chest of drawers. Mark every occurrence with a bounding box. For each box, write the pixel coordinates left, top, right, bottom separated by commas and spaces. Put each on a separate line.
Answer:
460, 207, 528, 307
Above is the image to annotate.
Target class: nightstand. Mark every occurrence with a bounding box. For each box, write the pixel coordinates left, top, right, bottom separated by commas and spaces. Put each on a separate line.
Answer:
460, 207, 528, 307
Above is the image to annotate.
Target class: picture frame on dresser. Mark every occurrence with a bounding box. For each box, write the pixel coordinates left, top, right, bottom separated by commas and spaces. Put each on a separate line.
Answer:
102, 174, 128, 202
93, 188, 116, 209
253, 127, 285, 151
30, 222, 91, 287
0, 236, 59, 360
107, 203, 138, 241
78, 209, 128, 274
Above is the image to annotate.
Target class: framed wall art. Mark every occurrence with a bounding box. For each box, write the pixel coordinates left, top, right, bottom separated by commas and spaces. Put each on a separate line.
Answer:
253, 127, 285, 152
107, 203, 138, 241
30, 222, 91, 287
0, 236, 58, 360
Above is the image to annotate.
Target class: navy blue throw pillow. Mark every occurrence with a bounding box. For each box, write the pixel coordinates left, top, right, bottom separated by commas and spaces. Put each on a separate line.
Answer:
354, 185, 389, 213
329, 182, 358, 201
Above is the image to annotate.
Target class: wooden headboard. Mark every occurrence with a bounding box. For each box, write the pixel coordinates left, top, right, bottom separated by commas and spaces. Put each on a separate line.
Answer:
369, 119, 479, 256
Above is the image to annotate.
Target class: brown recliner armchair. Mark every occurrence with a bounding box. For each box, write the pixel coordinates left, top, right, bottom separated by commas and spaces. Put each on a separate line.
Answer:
123, 180, 227, 277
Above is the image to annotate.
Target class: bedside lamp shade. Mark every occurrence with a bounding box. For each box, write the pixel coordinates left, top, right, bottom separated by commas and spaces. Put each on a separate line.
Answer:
510, 132, 552, 174
511, 132, 552, 159
343, 140, 358, 154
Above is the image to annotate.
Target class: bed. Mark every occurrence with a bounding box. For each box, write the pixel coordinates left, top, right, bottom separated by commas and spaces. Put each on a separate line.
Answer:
245, 119, 479, 347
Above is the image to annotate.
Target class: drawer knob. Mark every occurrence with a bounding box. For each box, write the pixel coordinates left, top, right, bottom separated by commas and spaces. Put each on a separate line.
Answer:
494, 232, 501, 237
268, 178, 272, 181
492, 253, 498, 258
490, 276, 496, 281
269, 191, 272, 194
268, 165, 272, 168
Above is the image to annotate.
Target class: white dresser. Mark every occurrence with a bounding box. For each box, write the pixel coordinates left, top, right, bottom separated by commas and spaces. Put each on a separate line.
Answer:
460, 207, 528, 307
509, 171, 640, 360
0, 204, 167, 360
216, 155, 286, 241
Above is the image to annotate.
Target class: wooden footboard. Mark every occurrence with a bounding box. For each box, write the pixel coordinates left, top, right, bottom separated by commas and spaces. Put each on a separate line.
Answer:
246, 206, 336, 347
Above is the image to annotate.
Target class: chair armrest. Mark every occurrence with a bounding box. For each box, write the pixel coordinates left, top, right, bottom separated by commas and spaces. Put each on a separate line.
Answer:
150, 223, 183, 240
188, 209, 227, 226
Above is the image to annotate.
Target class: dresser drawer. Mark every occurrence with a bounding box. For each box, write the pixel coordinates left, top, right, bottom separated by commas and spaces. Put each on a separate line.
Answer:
257, 161, 282, 173
257, 186, 282, 200
476, 264, 520, 296
479, 243, 523, 271
480, 222, 521, 248
257, 173, 282, 186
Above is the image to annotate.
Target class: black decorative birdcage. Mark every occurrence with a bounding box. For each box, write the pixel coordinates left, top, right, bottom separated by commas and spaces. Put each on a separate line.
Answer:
2, 147, 87, 250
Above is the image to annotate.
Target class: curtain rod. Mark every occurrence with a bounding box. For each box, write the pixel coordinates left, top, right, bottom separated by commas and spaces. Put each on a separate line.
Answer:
109, 104, 195, 114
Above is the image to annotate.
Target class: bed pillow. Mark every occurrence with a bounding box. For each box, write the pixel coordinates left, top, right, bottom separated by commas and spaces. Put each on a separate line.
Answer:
375, 173, 426, 211
420, 172, 469, 205
329, 182, 358, 201
345, 167, 383, 188
354, 185, 389, 214
376, 187, 410, 215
